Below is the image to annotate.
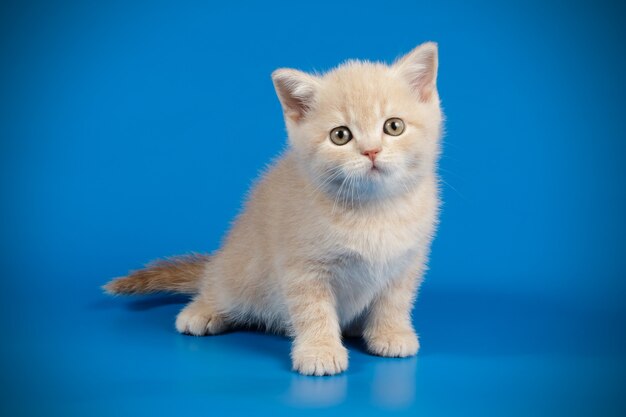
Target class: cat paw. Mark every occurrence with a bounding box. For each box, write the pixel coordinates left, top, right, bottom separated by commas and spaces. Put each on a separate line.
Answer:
365, 330, 419, 357
292, 343, 348, 376
175, 301, 227, 336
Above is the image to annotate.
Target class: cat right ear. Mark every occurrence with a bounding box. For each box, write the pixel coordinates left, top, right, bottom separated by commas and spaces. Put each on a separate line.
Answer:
272, 69, 320, 122
393, 42, 439, 102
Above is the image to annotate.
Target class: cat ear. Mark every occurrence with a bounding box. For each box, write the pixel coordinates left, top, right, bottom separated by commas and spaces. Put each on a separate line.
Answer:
272, 69, 320, 122
393, 42, 438, 102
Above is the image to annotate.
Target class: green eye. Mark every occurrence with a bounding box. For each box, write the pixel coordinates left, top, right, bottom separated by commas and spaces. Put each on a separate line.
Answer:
383, 118, 405, 136
329, 126, 353, 146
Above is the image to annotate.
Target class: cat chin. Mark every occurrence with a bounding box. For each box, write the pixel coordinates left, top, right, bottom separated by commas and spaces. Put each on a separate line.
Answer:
345, 175, 414, 202
362, 165, 399, 184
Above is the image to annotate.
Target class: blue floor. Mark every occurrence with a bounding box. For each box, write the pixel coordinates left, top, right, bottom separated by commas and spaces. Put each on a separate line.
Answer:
3, 282, 624, 416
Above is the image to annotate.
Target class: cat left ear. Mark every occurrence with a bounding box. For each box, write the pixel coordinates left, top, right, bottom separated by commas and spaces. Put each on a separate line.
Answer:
272, 69, 320, 122
393, 42, 439, 102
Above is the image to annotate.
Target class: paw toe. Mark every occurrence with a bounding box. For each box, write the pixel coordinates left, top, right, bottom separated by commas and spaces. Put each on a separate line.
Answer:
366, 331, 419, 357
292, 344, 348, 376
175, 303, 226, 336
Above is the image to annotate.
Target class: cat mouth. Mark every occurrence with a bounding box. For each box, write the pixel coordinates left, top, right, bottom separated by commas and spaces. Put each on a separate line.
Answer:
368, 164, 384, 175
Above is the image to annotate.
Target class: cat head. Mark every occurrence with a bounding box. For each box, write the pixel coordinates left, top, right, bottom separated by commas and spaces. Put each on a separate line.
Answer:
272, 42, 442, 202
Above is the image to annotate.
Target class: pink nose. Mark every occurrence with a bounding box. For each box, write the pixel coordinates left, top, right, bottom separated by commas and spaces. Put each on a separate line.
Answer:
362, 148, 381, 162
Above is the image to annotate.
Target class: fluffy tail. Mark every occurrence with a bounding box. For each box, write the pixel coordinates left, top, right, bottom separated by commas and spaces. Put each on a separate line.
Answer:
103, 253, 210, 295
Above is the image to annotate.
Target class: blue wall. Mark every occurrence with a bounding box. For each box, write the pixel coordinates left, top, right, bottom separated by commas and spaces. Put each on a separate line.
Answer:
1, 1, 625, 416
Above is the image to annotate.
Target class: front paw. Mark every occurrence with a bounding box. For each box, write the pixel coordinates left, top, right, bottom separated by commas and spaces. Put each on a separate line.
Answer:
292, 342, 348, 376
365, 329, 419, 357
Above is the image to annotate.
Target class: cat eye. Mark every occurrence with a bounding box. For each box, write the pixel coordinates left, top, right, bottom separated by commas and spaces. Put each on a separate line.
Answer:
383, 118, 405, 136
329, 126, 353, 146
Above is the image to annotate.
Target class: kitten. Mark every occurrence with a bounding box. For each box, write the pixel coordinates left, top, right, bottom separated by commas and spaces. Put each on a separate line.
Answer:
104, 42, 442, 376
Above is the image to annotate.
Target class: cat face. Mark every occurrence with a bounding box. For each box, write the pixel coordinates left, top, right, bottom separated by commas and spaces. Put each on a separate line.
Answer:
273, 42, 442, 203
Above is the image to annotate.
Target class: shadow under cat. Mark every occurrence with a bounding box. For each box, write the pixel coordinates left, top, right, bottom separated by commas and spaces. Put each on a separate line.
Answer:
95, 286, 625, 360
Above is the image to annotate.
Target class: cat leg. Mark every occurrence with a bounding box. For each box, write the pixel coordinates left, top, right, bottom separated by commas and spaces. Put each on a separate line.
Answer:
285, 269, 348, 376
363, 259, 424, 357
175, 296, 228, 336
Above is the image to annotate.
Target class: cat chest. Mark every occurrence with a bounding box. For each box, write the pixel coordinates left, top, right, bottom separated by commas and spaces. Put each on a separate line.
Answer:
329, 246, 417, 326
326, 223, 423, 325
331, 214, 424, 264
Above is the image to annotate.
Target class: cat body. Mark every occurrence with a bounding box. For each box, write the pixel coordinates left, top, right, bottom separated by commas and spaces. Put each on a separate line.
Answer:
204, 152, 438, 330
105, 42, 443, 376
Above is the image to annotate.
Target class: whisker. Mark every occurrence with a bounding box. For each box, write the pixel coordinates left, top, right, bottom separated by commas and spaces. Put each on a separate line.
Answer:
332, 175, 350, 215
438, 167, 464, 180
310, 169, 344, 197
439, 177, 465, 199
349, 175, 355, 210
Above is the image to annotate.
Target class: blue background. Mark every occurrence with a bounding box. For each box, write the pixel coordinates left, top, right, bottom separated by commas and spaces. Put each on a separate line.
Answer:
1, 0, 625, 415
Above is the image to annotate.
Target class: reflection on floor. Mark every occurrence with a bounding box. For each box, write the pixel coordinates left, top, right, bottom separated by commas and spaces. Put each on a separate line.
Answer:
3, 286, 625, 417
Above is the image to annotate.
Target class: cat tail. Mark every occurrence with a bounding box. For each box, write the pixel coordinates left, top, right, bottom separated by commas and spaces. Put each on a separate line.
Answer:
103, 253, 210, 295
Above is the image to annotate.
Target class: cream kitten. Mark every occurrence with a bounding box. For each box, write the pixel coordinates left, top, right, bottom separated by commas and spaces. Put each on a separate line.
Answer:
105, 42, 442, 376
